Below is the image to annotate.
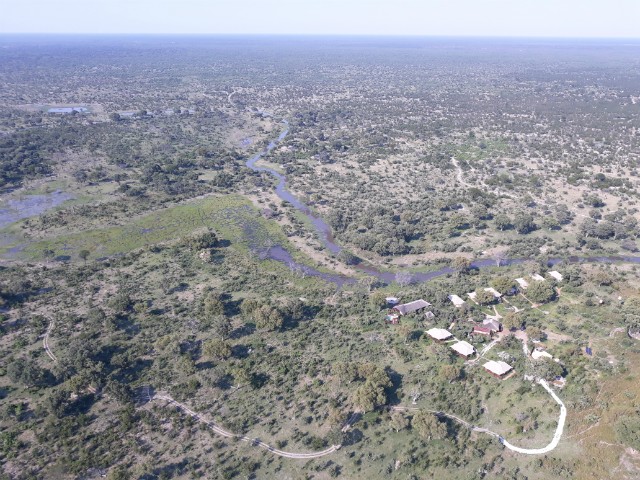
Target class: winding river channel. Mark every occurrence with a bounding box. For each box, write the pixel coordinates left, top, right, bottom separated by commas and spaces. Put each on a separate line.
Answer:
246, 121, 640, 286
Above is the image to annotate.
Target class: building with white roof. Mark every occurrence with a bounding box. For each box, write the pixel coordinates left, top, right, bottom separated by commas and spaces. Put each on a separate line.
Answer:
393, 299, 431, 316
531, 348, 553, 360
451, 340, 476, 357
515, 278, 529, 289
426, 328, 453, 342
483, 360, 513, 378
448, 294, 466, 308
483, 318, 502, 332
548, 271, 563, 282
484, 287, 502, 298
531, 273, 546, 282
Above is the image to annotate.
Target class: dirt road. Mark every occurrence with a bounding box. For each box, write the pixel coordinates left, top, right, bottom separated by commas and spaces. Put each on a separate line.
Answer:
392, 378, 566, 455
153, 394, 341, 459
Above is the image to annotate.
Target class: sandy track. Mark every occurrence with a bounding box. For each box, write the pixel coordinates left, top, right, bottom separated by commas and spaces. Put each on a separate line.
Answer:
42, 317, 57, 362
152, 394, 341, 459
42, 317, 344, 459
43, 314, 565, 456
392, 378, 565, 455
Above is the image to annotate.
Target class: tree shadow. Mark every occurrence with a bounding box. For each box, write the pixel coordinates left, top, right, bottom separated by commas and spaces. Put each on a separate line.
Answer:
151, 458, 201, 479
224, 298, 243, 317
215, 373, 234, 390
111, 314, 140, 335
133, 385, 155, 406
231, 344, 250, 359
112, 359, 153, 384
250, 372, 269, 389
231, 323, 255, 339
342, 428, 364, 447
66, 393, 96, 416
168, 282, 189, 294
385, 367, 403, 405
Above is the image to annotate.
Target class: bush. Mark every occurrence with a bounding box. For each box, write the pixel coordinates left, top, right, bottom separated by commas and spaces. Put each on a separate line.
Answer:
526, 282, 556, 304
615, 414, 640, 450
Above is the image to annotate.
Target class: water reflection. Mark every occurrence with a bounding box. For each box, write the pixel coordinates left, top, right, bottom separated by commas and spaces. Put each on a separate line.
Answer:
0, 190, 75, 229
247, 121, 640, 285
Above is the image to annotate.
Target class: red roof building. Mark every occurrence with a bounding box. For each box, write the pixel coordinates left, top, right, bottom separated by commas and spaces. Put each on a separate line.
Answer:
472, 325, 493, 336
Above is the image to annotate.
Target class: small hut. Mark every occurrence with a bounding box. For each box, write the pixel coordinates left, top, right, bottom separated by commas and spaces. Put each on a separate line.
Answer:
451, 340, 476, 358
548, 271, 563, 282
426, 328, 453, 342
483, 360, 513, 379
393, 299, 431, 316
472, 325, 493, 337
448, 294, 466, 308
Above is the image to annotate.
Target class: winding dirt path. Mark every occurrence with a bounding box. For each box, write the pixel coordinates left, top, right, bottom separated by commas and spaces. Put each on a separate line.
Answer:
42, 317, 57, 362
465, 339, 499, 366
42, 312, 565, 456
392, 378, 566, 455
42, 317, 343, 459
451, 157, 472, 188
451, 156, 518, 199
151, 394, 341, 459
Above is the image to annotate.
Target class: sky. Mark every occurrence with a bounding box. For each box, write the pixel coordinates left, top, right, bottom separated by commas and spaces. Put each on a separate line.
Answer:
1, 0, 639, 38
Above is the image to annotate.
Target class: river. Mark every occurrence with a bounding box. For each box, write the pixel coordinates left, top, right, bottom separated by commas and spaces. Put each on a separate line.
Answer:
246, 121, 640, 286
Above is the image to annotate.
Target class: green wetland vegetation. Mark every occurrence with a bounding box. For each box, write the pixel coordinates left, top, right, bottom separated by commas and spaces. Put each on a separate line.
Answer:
1, 35, 640, 480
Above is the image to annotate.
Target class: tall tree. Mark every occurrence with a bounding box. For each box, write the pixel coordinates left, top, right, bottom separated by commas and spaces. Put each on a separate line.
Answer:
452, 256, 472, 275
491, 276, 515, 295
412, 411, 447, 440
210, 315, 232, 340
493, 214, 512, 231
390, 411, 409, 432
514, 213, 536, 234
526, 282, 555, 304
203, 338, 232, 360
204, 292, 225, 317
254, 305, 284, 331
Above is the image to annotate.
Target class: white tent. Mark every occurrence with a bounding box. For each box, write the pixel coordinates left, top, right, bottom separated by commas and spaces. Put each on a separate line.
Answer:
548, 271, 563, 281
426, 328, 453, 341
451, 340, 475, 357
483, 360, 513, 377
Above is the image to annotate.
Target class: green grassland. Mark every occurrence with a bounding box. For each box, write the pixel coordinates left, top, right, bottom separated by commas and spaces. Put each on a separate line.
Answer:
454, 138, 511, 164
1, 195, 289, 261
3, 213, 640, 479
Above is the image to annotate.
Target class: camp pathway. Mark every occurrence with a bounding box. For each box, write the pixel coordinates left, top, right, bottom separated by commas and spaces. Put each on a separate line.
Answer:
391, 378, 566, 455
42, 317, 346, 460
465, 338, 499, 366
501, 379, 567, 455
151, 394, 342, 459
42, 317, 57, 362
42, 312, 565, 456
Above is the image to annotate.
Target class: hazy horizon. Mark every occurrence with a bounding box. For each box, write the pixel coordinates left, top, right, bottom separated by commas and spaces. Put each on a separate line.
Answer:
3, 33, 638, 42
2, 0, 639, 39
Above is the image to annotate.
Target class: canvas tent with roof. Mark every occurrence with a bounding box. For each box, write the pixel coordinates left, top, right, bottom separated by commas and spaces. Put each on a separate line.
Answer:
483, 360, 513, 378
393, 299, 431, 316
451, 340, 476, 358
548, 271, 563, 282
448, 294, 466, 308
426, 328, 453, 342
483, 318, 502, 332
472, 325, 492, 336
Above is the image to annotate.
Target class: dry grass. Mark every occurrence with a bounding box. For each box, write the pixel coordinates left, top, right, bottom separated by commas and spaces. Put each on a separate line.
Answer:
566, 346, 640, 479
